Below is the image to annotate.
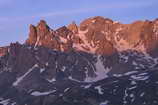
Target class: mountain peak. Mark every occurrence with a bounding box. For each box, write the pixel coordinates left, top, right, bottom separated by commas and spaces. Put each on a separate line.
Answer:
1, 16, 158, 105
24, 16, 158, 56
67, 21, 78, 33
37, 20, 49, 30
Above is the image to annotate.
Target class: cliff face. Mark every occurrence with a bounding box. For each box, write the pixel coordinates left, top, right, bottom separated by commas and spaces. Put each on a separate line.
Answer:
0, 47, 8, 57
0, 16, 158, 105
26, 20, 73, 52
26, 16, 158, 56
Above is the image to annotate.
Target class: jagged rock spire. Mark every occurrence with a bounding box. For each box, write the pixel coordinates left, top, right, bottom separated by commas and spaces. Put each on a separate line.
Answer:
67, 21, 78, 33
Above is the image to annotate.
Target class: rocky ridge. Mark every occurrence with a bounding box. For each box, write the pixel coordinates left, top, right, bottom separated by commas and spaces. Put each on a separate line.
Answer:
0, 16, 158, 105
25, 16, 158, 56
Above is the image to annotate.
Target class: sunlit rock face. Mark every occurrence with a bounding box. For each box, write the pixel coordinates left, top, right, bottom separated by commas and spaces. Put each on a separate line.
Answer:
25, 16, 158, 56
0, 47, 8, 57
0, 16, 158, 105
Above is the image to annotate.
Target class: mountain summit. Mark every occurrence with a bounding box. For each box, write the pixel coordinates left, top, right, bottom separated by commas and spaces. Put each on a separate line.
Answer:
0, 16, 158, 105
24, 16, 158, 56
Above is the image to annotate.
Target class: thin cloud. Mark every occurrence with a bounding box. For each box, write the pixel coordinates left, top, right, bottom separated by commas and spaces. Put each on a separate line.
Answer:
29, 1, 156, 17
34, 1, 154, 18
0, 1, 155, 22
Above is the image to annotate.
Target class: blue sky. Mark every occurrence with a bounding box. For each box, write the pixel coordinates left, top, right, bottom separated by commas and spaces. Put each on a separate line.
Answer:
0, 0, 158, 46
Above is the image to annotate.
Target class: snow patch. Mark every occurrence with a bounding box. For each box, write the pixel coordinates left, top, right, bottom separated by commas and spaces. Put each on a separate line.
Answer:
95, 86, 104, 95
84, 56, 111, 82
34, 36, 40, 48
64, 88, 70, 92
0, 99, 10, 105
59, 37, 67, 43
128, 86, 137, 90
40, 68, 45, 73
94, 56, 111, 80
84, 84, 92, 89
61, 66, 66, 72
113, 74, 123, 77
100, 101, 108, 105
124, 71, 138, 76
140, 92, 145, 97
47, 78, 56, 83
31, 90, 56, 96
131, 75, 149, 81
68, 76, 82, 82
46, 62, 49, 66
131, 81, 137, 85
132, 61, 138, 66
130, 94, 134, 98
92, 20, 96, 23
13, 64, 38, 86
113, 21, 119, 24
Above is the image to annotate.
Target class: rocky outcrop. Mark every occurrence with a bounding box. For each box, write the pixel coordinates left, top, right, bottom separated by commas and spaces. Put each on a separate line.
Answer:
26, 20, 56, 49
25, 16, 158, 56
26, 24, 37, 45
26, 20, 74, 52
79, 17, 158, 55
67, 21, 78, 33
0, 47, 8, 57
